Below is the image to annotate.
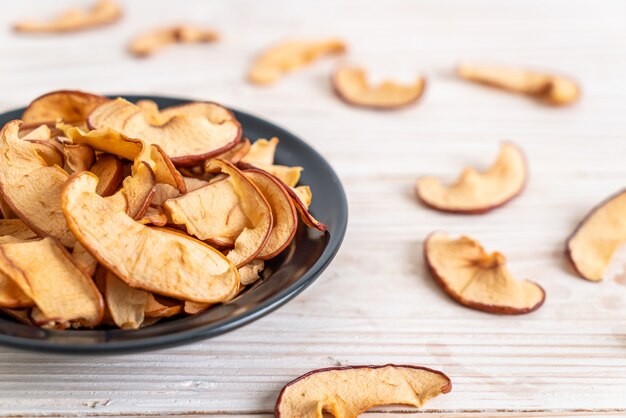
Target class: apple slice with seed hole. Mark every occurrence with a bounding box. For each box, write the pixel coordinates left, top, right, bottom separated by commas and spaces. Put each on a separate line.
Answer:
566, 189, 626, 281
332, 67, 426, 109
457, 62, 580, 106
21, 90, 109, 124
416, 142, 526, 214
88, 98, 242, 165
424, 232, 545, 314
244, 169, 297, 259
0, 237, 104, 326
275, 365, 451, 418
90, 154, 123, 196
62, 172, 239, 303
0, 121, 76, 247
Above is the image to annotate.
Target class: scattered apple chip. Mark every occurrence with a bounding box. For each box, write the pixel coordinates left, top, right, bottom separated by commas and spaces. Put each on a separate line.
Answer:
249, 39, 347, 85
275, 365, 451, 417
129, 25, 219, 57
0, 237, 104, 326
166, 159, 272, 267
416, 142, 526, 214
424, 232, 545, 314
88, 98, 242, 165
62, 172, 240, 303
104, 269, 148, 329
22, 90, 109, 126
0, 219, 39, 240
244, 169, 297, 259
0, 121, 76, 247
90, 154, 123, 196
457, 62, 580, 106
332, 67, 426, 109
566, 189, 626, 281
14, 0, 122, 33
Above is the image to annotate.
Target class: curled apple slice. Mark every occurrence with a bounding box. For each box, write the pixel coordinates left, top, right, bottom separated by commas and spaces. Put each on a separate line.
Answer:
118, 162, 156, 220
241, 138, 303, 187
249, 39, 346, 85
63, 143, 96, 173
0, 237, 104, 326
88, 98, 242, 165
332, 67, 426, 109
275, 365, 451, 418
62, 172, 239, 303
566, 189, 626, 281
165, 159, 272, 267
14, 0, 122, 33
292, 185, 312, 209
416, 143, 526, 214
90, 154, 123, 196
21, 90, 109, 124
0, 121, 75, 247
104, 269, 147, 329
129, 25, 219, 57
424, 232, 545, 314
457, 62, 580, 106
244, 169, 297, 259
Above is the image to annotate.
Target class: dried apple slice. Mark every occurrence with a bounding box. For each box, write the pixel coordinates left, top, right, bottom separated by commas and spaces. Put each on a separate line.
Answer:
166, 159, 273, 267
424, 232, 545, 314
292, 185, 312, 209
0, 237, 104, 326
90, 154, 123, 196
332, 67, 426, 109
119, 162, 156, 219
0, 236, 33, 308
275, 365, 451, 417
416, 143, 526, 214
138, 206, 168, 227
183, 301, 212, 315
566, 189, 626, 281
88, 98, 242, 165
244, 169, 297, 259
129, 25, 219, 57
248, 39, 346, 85
457, 62, 580, 106
21, 90, 109, 124
62, 172, 239, 303
0, 219, 39, 240
144, 294, 182, 318
63, 143, 96, 173
0, 121, 75, 247
71, 243, 98, 277
239, 259, 264, 286
25, 140, 65, 167
242, 137, 279, 165
206, 138, 251, 168
14, 0, 122, 33
104, 269, 148, 329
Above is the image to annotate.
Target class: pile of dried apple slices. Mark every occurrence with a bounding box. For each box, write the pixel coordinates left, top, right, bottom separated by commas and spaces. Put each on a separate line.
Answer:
0, 90, 326, 330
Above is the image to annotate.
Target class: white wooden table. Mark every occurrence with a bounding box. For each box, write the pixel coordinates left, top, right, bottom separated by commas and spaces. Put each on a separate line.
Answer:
1, 1, 625, 416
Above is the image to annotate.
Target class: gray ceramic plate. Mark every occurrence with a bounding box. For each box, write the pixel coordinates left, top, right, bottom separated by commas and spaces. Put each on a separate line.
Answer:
0, 94, 348, 354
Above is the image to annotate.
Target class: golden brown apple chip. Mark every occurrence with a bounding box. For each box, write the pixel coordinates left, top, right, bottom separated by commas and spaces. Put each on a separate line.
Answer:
166, 159, 273, 267
144, 294, 182, 318
0, 236, 34, 308
183, 176, 209, 191
90, 154, 123, 196
275, 365, 451, 417
566, 189, 626, 281
138, 206, 168, 227
117, 162, 156, 220
206, 138, 251, 168
63, 126, 186, 192
183, 301, 212, 315
25, 140, 65, 168
271, 176, 327, 232
71, 243, 98, 278
292, 185, 312, 209
129, 25, 219, 57
0, 237, 104, 326
457, 62, 580, 106
332, 67, 426, 109
0, 121, 75, 247
63, 143, 96, 173
14, 0, 122, 33
104, 269, 147, 329
62, 172, 240, 303
152, 183, 181, 206
424, 232, 545, 314
249, 39, 347, 85
88, 98, 242, 165
416, 142, 527, 214
244, 169, 297, 259
22, 90, 109, 125
241, 138, 303, 187
239, 259, 264, 286
0, 219, 39, 240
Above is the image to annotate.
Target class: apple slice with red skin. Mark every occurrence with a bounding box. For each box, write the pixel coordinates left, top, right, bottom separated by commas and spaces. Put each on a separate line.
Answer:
87, 98, 242, 166
90, 154, 123, 196
244, 169, 297, 259
62, 172, 240, 303
275, 364, 451, 418
21, 90, 109, 125
566, 189, 626, 281
332, 67, 427, 109
424, 232, 545, 314
416, 142, 527, 214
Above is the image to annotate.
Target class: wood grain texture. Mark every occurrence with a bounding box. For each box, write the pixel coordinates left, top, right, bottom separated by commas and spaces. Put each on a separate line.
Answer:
1, 0, 626, 416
